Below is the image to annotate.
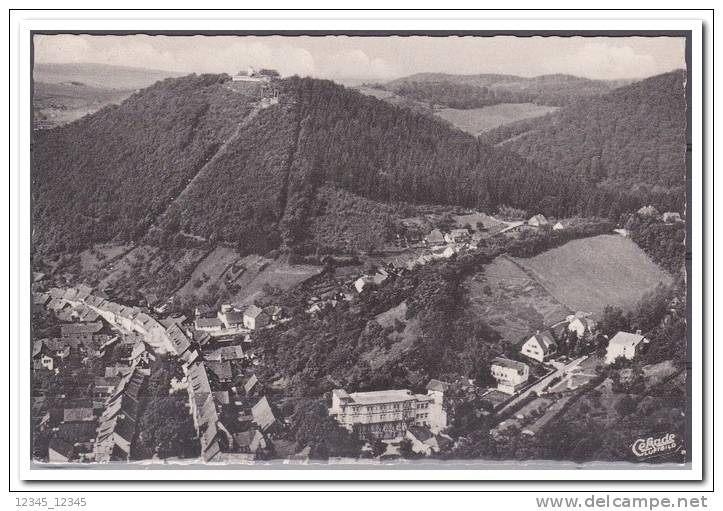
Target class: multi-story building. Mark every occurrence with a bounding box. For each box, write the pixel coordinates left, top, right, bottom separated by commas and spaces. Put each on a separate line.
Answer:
329, 386, 447, 440
490, 357, 530, 395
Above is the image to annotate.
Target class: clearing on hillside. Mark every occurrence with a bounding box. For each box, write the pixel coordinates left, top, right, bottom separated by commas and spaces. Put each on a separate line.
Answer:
511, 234, 672, 316
435, 103, 558, 136
175, 245, 241, 299
466, 255, 571, 344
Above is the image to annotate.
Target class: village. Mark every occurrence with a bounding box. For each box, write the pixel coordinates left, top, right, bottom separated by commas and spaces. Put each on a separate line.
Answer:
30, 203, 684, 464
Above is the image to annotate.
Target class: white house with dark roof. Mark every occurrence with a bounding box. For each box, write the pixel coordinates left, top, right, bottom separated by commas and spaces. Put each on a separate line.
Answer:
605, 331, 646, 364
521, 331, 558, 362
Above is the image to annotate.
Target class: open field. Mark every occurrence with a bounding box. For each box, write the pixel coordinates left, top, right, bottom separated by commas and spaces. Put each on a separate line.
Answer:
89, 244, 208, 303
175, 245, 241, 299
466, 255, 571, 344
78, 243, 134, 275
229, 256, 323, 307
33, 82, 133, 130
434, 103, 558, 136
511, 235, 672, 317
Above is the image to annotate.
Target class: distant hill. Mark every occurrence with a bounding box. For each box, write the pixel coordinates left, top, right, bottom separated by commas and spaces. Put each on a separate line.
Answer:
32, 74, 582, 256
33, 62, 184, 90
32, 72, 684, 257
491, 70, 687, 194
33, 81, 134, 129
379, 73, 632, 108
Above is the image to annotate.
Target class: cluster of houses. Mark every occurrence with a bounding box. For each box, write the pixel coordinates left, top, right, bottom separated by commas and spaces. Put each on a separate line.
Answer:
526, 214, 565, 231
182, 346, 285, 462
328, 379, 451, 456
163, 305, 298, 462
193, 303, 286, 335
35, 285, 296, 463
94, 364, 149, 463
487, 311, 650, 399
33, 288, 162, 463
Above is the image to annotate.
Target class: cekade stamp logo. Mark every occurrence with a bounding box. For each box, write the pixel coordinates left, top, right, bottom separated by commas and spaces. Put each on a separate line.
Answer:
631, 433, 682, 460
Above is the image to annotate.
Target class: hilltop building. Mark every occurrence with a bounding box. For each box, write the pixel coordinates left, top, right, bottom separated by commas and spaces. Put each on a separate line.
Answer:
232, 66, 272, 83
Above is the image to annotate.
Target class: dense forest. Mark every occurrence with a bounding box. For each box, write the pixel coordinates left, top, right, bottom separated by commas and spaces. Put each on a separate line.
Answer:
33, 72, 686, 259
490, 70, 688, 194
382, 73, 627, 108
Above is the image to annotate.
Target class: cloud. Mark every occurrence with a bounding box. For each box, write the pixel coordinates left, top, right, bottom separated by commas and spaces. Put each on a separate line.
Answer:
546, 42, 663, 80
33, 34, 685, 82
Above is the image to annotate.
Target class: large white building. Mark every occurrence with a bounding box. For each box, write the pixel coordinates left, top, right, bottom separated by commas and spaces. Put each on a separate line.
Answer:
329, 384, 448, 440
605, 331, 646, 364
490, 357, 530, 395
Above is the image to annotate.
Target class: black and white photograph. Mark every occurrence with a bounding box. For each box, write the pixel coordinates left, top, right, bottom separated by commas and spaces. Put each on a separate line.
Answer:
28, 30, 692, 470
9, 10, 712, 505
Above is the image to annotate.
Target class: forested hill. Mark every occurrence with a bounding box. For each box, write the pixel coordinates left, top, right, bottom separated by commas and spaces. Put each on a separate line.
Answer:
32, 73, 678, 257
380, 73, 629, 108
487, 70, 688, 194
32, 74, 580, 256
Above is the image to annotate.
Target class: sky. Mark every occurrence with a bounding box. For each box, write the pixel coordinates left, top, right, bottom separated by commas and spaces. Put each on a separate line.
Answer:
33, 34, 686, 82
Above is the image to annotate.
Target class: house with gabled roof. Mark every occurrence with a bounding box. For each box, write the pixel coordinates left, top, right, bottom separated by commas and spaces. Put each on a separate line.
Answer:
567, 312, 597, 338
521, 331, 558, 362
48, 437, 75, 463
405, 425, 441, 456
243, 305, 269, 330
194, 317, 224, 332
60, 321, 103, 339
219, 310, 244, 329
244, 374, 261, 396
605, 331, 646, 364
166, 323, 192, 357
528, 214, 549, 227
251, 396, 279, 434
425, 229, 446, 246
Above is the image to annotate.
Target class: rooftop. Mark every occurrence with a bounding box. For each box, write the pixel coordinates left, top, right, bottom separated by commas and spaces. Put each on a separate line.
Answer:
609, 331, 645, 347
491, 357, 529, 372
345, 389, 418, 405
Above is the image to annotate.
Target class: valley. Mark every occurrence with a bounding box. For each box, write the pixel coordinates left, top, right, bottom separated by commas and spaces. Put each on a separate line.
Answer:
30, 62, 688, 467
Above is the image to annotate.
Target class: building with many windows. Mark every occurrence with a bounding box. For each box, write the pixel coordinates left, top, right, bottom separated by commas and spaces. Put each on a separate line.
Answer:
490, 357, 530, 395
329, 385, 448, 440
